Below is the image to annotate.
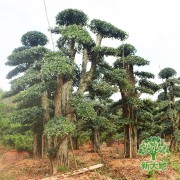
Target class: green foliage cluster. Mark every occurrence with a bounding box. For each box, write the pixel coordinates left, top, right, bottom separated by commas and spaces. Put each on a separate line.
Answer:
117, 43, 136, 57
21, 31, 48, 47
71, 95, 97, 122
91, 81, 118, 97
93, 46, 117, 56
56, 9, 88, 26
13, 46, 30, 53
10, 68, 41, 93
42, 51, 74, 79
14, 83, 46, 105
105, 68, 127, 87
139, 79, 160, 93
90, 19, 128, 40
6, 65, 29, 79
158, 67, 177, 79
44, 116, 75, 137
134, 71, 155, 79
3, 133, 33, 152
6, 47, 48, 66
0, 90, 33, 152
11, 106, 44, 125
61, 25, 93, 46
124, 56, 149, 66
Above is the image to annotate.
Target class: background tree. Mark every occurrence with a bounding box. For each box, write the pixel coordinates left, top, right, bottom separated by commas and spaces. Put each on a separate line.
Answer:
137, 99, 162, 147
157, 67, 180, 152
109, 43, 160, 158
5, 31, 49, 158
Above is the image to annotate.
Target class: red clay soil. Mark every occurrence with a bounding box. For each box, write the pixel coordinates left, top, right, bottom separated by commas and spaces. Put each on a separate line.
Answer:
2, 150, 30, 164
0, 143, 179, 180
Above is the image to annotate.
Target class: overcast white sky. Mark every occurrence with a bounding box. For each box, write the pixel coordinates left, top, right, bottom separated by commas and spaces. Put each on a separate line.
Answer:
0, 0, 180, 93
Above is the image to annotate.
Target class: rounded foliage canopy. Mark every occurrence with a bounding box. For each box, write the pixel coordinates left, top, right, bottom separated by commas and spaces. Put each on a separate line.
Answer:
56, 9, 88, 26
90, 19, 128, 40
117, 43, 136, 57
158, 67, 177, 79
21, 31, 48, 47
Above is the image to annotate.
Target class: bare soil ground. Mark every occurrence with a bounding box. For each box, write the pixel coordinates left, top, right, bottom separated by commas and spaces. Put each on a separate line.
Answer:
0, 143, 179, 180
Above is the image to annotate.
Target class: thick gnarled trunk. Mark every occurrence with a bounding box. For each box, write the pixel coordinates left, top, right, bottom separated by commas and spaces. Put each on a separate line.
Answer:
48, 137, 68, 175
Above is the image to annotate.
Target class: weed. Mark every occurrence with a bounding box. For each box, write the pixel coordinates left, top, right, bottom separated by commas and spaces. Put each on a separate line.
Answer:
57, 165, 70, 173
171, 162, 180, 174
148, 170, 155, 178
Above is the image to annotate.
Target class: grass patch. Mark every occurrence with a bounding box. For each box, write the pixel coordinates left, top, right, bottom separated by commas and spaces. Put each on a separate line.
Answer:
58, 165, 70, 173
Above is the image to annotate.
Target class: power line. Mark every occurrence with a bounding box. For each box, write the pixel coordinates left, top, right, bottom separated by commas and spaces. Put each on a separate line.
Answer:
43, 0, 55, 51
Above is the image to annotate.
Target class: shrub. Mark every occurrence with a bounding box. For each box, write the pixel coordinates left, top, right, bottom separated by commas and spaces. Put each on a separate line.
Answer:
2, 133, 33, 152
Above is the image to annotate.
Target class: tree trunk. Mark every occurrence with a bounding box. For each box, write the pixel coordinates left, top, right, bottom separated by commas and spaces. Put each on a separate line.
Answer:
124, 125, 131, 158
41, 91, 50, 158
124, 122, 137, 158
93, 128, 101, 153
54, 75, 63, 116
131, 106, 138, 158
122, 63, 138, 158
49, 137, 68, 175
123, 102, 131, 158
170, 113, 179, 152
72, 136, 79, 150
170, 137, 177, 152
132, 128, 137, 157
170, 119, 178, 152
33, 132, 37, 159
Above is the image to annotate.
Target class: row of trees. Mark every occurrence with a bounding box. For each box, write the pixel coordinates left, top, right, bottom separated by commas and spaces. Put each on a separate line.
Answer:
2, 9, 180, 174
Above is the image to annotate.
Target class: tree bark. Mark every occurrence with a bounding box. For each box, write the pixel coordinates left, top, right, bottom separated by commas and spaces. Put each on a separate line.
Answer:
41, 91, 50, 158
93, 128, 101, 153
121, 64, 138, 158
49, 137, 68, 175
72, 136, 79, 150
33, 133, 37, 159
170, 116, 179, 152
54, 75, 63, 116
77, 47, 89, 94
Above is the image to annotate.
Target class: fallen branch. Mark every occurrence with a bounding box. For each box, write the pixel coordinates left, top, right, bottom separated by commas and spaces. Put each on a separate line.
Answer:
42, 164, 104, 179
